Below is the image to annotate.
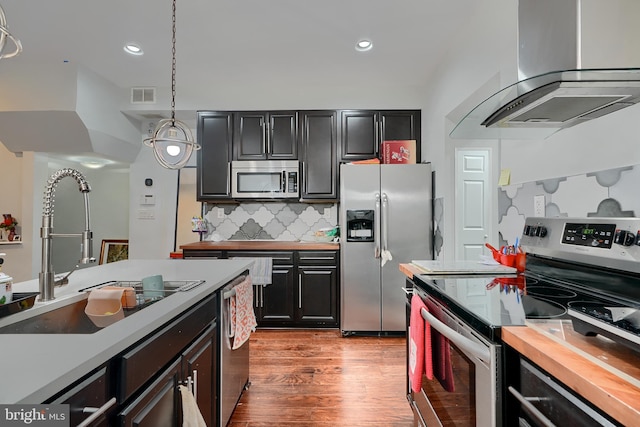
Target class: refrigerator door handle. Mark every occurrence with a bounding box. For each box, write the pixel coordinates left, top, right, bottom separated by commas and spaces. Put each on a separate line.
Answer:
381, 193, 389, 253
374, 192, 381, 258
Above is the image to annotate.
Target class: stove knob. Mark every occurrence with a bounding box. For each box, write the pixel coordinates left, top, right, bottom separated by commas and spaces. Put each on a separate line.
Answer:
535, 226, 547, 238
614, 230, 635, 246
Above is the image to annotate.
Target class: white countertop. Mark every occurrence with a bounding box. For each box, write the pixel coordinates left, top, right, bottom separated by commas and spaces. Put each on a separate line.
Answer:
0, 258, 252, 404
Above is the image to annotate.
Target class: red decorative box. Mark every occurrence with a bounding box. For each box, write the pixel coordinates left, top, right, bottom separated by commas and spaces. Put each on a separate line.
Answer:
381, 140, 416, 164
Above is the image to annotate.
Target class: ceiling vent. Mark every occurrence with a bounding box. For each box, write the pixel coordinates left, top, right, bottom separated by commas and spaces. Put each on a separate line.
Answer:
130, 87, 156, 104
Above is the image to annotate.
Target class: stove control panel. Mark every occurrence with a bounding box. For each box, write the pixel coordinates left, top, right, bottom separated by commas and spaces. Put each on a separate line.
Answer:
563, 223, 616, 249
522, 217, 640, 274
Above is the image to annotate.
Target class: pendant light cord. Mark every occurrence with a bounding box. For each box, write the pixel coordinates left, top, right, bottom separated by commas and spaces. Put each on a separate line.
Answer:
171, 0, 177, 124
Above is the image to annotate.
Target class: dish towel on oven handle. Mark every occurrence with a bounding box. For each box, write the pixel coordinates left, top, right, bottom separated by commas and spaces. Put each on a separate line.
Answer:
425, 298, 455, 393
231, 257, 273, 286
229, 275, 257, 350
410, 294, 433, 393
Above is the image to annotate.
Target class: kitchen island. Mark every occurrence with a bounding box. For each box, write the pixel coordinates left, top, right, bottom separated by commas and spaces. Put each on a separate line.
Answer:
0, 258, 252, 409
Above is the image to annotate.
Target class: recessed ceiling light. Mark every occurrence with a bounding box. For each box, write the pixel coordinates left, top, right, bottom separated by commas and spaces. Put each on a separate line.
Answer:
355, 39, 373, 52
124, 43, 144, 56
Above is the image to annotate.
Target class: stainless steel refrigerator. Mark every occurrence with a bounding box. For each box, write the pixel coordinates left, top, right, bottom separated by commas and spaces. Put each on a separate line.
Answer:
339, 163, 433, 334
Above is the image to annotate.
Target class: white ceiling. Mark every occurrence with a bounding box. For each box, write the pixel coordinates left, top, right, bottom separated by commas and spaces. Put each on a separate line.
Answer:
2, 0, 478, 108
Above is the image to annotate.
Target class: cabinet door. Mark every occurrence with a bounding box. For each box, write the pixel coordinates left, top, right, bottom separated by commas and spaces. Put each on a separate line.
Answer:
197, 112, 233, 200
181, 323, 217, 427
234, 112, 268, 160
118, 359, 180, 427
340, 110, 378, 160
379, 110, 421, 162
234, 111, 297, 160
299, 110, 338, 200
260, 264, 296, 324
269, 111, 297, 159
297, 266, 338, 326
225, 251, 295, 326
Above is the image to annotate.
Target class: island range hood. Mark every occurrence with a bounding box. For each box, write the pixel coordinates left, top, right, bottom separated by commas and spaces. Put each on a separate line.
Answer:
451, 0, 640, 140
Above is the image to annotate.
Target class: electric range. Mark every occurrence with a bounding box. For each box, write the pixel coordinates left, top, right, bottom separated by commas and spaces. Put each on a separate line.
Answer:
413, 217, 640, 352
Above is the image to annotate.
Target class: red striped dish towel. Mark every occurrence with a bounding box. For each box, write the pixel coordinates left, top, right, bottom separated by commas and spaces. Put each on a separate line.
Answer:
409, 295, 433, 392
426, 299, 455, 392
230, 275, 257, 350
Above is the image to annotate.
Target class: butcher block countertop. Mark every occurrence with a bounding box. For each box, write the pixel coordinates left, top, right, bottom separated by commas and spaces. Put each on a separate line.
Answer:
181, 240, 339, 251
503, 323, 640, 426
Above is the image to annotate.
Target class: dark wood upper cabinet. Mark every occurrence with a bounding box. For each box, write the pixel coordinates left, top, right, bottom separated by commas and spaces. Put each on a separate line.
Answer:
234, 111, 297, 160
197, 111, 233, 200
299, 110, 338, 200
340, 110, 421, 161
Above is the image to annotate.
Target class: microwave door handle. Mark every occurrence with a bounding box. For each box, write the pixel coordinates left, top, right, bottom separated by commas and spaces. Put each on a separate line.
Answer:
374, 193, 381, 259
421, 308, 490, 364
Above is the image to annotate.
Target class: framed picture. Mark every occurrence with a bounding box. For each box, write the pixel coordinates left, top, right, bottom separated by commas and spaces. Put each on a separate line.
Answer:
99, 239, 129, 265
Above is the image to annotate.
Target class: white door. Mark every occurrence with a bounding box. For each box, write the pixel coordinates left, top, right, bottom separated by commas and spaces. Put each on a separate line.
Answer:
455, 149, 492, 261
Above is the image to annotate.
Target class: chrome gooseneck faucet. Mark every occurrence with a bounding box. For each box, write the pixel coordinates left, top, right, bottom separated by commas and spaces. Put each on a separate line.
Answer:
39, 168, 95, 301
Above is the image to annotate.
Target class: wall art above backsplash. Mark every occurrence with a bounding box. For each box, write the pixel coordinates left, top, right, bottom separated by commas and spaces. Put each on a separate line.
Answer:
202, 202, 338, 242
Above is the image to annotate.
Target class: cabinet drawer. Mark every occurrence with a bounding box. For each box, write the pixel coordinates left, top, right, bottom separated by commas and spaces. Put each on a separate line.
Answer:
182, 250, 223, 259
297, 251, 338, 265
48, 366, 112, 427
226, 251, 294, 265
118, 293, 216, 402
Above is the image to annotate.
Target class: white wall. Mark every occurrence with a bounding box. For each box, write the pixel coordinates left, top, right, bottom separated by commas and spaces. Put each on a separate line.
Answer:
128, 142, 183, 260
419, 0, 517, 260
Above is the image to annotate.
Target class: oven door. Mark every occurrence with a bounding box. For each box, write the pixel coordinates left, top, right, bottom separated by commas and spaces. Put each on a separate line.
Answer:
407, 287, 502, 427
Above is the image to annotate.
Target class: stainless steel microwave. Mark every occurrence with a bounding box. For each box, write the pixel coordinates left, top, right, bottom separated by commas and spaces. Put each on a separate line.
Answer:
231, 160, 299, 198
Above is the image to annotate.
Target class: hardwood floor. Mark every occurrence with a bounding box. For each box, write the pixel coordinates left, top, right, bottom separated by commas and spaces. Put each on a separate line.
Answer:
228, 329, 413, 427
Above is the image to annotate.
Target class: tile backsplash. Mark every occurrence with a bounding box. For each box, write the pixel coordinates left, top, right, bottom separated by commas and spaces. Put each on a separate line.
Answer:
498, 165, 640, 247
202, 202, 338, 241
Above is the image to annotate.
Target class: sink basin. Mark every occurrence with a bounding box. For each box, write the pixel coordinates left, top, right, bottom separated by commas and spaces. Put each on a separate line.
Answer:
0, 280, 205, 334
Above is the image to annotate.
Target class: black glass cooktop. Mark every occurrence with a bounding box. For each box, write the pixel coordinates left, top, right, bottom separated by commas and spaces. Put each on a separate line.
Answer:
412, 256, 640, 346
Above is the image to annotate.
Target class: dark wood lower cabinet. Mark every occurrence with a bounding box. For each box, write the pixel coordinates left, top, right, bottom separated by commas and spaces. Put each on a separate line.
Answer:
181, 323, 217, 427
182, 249, 340, 328
297, 265, 338, 326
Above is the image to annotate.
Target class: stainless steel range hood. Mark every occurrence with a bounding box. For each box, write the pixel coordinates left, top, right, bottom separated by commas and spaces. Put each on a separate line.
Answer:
451, 0, 640, 140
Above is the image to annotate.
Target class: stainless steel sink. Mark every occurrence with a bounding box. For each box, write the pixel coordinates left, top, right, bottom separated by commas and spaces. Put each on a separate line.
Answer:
0, 280, 205, 334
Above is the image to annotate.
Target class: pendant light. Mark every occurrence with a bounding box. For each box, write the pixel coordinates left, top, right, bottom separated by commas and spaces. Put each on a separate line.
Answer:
0, 4, 22, 59
143, 0, 200, 169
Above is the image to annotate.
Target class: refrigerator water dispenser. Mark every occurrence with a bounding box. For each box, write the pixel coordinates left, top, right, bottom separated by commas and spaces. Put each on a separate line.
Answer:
346, 210, 374, 242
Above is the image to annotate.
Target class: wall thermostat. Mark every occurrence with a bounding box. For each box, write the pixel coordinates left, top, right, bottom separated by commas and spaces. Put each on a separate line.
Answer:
145, 178, 153, 187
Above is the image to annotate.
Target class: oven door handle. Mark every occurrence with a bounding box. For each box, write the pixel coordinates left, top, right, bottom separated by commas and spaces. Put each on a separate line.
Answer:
421, 308, 490, 364
508, 386, 557, 427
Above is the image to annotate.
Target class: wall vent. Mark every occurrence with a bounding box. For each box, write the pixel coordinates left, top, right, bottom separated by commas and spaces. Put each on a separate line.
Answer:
131, 87, 156, 104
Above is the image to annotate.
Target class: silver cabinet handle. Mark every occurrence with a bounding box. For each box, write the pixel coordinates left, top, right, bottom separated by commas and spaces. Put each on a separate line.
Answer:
420, 308, 490, 364
299, 257, 334, 261
192, 369, 198, 401
78, 397, 116, 427
298, 273, 302, 309
508, 386, 556, 427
